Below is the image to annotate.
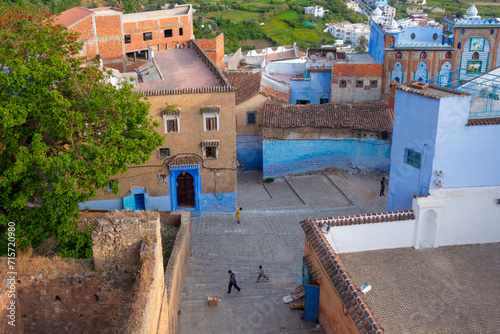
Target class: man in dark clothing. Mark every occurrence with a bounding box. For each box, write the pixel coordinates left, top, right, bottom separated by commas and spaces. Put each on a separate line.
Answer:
380, 177, 386, 197
226, 270, 241, 294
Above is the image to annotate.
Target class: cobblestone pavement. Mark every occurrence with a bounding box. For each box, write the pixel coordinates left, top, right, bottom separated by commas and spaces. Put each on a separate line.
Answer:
178, 170, 388, 334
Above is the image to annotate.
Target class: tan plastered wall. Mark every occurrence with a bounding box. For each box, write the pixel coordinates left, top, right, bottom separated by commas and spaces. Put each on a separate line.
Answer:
90, 91, 237, 203
158, 211, 191, 333
235, 94, 267, 135
305, 241, 359, 334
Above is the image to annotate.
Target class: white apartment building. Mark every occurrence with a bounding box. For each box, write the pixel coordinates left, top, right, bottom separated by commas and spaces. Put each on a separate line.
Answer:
378, 4, 396, 20
345, 1, 360, 12
305, 5, 325, 18
324, 21, 370, 47
397, 14, 439, 27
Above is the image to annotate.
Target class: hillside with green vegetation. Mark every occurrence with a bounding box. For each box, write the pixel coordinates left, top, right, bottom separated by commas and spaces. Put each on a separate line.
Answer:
3, 0, 500, 53
391, 0, 500, 21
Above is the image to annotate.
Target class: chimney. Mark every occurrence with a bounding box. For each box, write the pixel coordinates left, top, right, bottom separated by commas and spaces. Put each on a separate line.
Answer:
389, 80, 399, 110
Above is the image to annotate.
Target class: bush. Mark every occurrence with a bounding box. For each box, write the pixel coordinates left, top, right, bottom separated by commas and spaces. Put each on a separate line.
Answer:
263, 177, 275, 183
57, 227, 94, 259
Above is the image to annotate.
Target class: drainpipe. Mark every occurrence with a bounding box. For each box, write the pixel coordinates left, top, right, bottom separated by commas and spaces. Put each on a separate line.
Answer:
418, 144, 427, 195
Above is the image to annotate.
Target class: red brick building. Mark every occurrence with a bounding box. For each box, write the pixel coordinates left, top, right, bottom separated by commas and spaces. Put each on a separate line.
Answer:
55, 5, 193, 72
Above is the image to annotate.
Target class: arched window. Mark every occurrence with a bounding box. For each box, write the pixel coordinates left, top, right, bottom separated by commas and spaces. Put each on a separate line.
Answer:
472, 52, 479, 60
433, 33, 438, 40
395, 51, 402, 59
457, 42, 461, 49
445, 51, 452, 59
411, 33, 416, 40
420, 51, 427, 59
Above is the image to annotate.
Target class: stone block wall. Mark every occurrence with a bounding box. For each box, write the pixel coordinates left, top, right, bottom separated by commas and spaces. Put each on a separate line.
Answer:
92, 211, 160, 274
18, 275, 130, 334
158, 211, 192, 333
123, 224, 165, 334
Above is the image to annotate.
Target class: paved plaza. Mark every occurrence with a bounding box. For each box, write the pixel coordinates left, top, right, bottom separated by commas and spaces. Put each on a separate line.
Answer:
178, 170, 387, 334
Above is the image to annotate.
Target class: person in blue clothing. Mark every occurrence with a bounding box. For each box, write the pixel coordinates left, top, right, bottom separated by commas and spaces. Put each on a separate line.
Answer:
226, 270, 241, 294
380, 177, 386, 197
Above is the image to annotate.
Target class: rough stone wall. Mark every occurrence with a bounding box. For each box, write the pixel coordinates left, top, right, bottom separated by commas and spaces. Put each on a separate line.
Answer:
17, 275, 130, 334
263, 126, 391, 141
92, 211, 161, 274
123, 224, 165, 334
0, 283, 24, 334
158, 211, 191, 334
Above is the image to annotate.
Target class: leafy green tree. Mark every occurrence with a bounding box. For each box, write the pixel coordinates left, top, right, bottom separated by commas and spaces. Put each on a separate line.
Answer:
0, 5, 162, 255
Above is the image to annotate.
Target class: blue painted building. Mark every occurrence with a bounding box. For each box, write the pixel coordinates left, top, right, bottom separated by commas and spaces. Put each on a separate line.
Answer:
290, 69, 331, 104
369, 3, 500, 99
388, 83, 500, 211
262, 102, 393, 178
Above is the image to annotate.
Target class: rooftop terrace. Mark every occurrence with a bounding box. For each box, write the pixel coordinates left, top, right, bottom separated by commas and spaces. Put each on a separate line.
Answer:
136, 48, 222, 92
340, 243, 500, 333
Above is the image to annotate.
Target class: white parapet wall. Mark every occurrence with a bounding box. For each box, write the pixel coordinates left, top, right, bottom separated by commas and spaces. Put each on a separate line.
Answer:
326, 219, 416, 253
413, 185, 500, 248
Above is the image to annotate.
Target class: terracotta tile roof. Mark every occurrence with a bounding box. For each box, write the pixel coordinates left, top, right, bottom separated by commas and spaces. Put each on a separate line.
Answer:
168, 155, 201, 166
263, 102, 393, 133
303, 254, 320, 284
54, 7, 94, 27
300, 219, 384, 334
261, 86, 290, 104
223, 70, 262, 105
396, 82, 468, 99
309, 210, 415, 226
467, 117, 500, 126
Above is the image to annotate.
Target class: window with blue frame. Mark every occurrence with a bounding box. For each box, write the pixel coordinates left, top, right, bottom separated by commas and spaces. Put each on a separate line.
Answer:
246, 111, 256, 125
320, 98, 329, 104
404, 148, 421, 168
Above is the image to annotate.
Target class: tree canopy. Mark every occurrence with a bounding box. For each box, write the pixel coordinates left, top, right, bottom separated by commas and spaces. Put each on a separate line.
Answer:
0, 4, 162, 255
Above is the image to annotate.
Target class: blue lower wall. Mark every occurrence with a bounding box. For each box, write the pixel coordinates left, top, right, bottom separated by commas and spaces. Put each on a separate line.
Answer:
263, 138, 391, 178
79, 196, 171, 211
80, 192, 236, 213
237, 135, 263, 170
200, 192, 237, 213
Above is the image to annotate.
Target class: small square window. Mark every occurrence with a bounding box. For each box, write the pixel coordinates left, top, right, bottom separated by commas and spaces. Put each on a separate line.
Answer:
124, 35, 131, 44
206, 116, 217, 131
320, 98, 329, 104
205, 146, 217, 158
143, 32, 152, 41
296, 100, 310, 104
370, 80, 378, 88
356, 80, 363, 88
159, 174, 168, 183
247, 111, 256, 125
164, 29, 173, 38
404, 148, 421, 168
339, 80, 347, 88
159, 148, 170, 159
179, 27, 184, 36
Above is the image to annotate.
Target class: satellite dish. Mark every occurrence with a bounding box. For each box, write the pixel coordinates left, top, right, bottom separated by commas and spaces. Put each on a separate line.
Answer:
326, 52, 335, 61
310, 54, 318, 61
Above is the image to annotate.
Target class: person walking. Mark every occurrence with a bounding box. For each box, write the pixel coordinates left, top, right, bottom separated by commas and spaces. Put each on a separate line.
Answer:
236, 207, 242, 224
380, 177, 386, 197
226, 270, 241, 294
256, 265, 269, 282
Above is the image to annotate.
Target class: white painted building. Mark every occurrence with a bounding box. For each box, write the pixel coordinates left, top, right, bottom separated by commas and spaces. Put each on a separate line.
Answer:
378, 4, 396, 20
397, 13, 438, 27
345, 1, 360, 12
320, 185, 500, 253
305, 5, 325, 18
325, 21, 370, 47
